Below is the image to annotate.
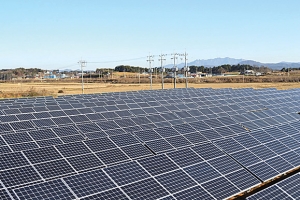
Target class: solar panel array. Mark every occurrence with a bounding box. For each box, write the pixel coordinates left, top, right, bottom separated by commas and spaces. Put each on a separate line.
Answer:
247, 173, 300, 199
0, 87, 300, 199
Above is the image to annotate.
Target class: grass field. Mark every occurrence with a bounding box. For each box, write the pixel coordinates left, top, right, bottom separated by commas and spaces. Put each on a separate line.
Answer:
1, 81, 300, 98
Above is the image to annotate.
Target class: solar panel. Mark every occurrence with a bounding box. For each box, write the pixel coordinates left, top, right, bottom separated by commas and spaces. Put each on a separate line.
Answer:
104, 161, 150, 186
84, 137, 117, 152
67, 153, 104, 171
14, 179, 75, 200
0, 152, 29, 170
156, 169, 197, 193
0, 165, 42, 187
34, 159, 75, 179
1, 87, 300, 199
80, 188, 129, 200
121, 144, 152, 159
63, 169, 116, 198
121, 178, 169, 200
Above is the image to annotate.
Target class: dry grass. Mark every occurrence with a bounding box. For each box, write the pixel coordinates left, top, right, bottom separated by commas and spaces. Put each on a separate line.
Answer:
1, 81, 300, 99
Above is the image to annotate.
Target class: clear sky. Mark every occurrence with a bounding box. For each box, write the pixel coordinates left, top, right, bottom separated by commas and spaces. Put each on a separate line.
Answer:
1, 0, 300, 70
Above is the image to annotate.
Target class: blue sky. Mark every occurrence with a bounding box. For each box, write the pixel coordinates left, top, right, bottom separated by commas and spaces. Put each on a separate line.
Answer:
1, 0, 300, 70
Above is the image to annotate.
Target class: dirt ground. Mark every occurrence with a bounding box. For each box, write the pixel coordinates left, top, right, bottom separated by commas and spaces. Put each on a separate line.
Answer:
0, 81, 300, 98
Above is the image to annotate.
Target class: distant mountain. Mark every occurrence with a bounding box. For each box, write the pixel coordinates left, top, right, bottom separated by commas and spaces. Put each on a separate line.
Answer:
162, 57, 300, 70
190, 57, 245, 67
239, 60, 300, 70
163, 57, 245, 68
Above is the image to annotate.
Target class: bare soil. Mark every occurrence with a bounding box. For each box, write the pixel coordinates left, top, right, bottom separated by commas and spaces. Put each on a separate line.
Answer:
0, 81, 300, 98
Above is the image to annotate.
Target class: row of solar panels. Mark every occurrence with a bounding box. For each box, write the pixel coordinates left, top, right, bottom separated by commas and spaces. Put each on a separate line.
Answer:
247, 172, 300, 199
0, 104, 299, 157
0, 87, 300, 199
1, 124, 300, 199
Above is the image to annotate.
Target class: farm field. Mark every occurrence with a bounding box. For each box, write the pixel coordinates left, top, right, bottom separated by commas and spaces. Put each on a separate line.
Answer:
1, 81, 300, 98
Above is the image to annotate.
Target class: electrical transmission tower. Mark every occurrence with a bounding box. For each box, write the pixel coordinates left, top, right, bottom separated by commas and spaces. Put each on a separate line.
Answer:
78, 60, 87, 94
147, 54, 154, 90
171, 53, 179, 88
158, 53, 166, 89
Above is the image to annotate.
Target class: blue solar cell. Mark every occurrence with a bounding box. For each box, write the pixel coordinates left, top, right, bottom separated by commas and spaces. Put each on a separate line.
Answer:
51, 116, 74, 125
133, 129, 161, 142
97, 121, 120, 130
173, 185, 214, 200
24, 146, 62, 164
233, 133, 260, 148
121, 178, 169, 200
0, 166, 42, 187
214, 138, 245, 153
264, 140, 290, 155
199, 129, 222, 140
154, 126, 180, 138
247, 185, 292, 200
121, 144, 152, 159
138, 154, 178, 176
76, 123, 102, 133
265, 156, 293, 173
56, 142, 92, 157
0, 124, 13, 133
192, 143, 225, 160
201, 176, 240, 200
0, 146, 12, 154
52, 126, 79, 136
281, 151, 300, 167
225, 169, 260, 191
166, 135, 192, 148
156, 169, 197, 193
34, 159, 75, 179
80, 188, 129, 200
14, 179, 75, 200
0, 152, 30, 170
0, 189, 12, 200
64, 169, 116, 198
28, 129, 57, 140
37, 138, 63, 147
208, 155, 242, 175
184, 162, 222, 183
277, 173, 300, 199
248, 162, 279, 181
96, 148, 130, 165
3, 133, 33, 144
67, 153, 104, 171
109, 134, 139, 147
231, 149, 262, 167
31, 118, 56, 128
104, 161, 150, 186
61, 134, 85, 143
145, 139, 174, 153
84, 137, 117, 152
248, 145, 277, 160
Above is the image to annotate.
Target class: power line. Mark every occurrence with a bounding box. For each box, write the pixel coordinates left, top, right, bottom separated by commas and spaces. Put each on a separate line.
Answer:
87, 57, 146, 64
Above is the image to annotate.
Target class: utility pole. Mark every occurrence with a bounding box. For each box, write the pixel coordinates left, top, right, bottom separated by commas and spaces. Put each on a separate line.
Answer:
183, 52, 189, 88
243, 67, 245, 83
147, 54, 154, 90
78, 60, 86, 94
138, 68, 141, 84
171, 53, 179, 88
159, 54, 166, 89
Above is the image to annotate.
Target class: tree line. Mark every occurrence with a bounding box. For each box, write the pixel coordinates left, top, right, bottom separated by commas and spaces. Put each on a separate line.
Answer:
112, 64, 273, 74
